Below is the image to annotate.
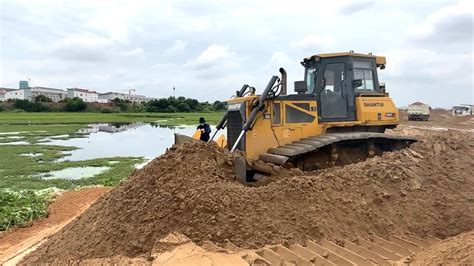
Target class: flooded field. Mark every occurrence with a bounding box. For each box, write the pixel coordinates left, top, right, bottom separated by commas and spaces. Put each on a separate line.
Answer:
46, 123, 199, 161
0, 122, 224, 183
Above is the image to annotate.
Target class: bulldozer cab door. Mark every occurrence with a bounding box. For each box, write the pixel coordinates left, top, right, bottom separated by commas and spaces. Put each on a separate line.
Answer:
315, 58, 356, 122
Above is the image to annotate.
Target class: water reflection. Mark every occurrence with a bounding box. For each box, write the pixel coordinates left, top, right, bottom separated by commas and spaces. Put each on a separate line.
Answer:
46, 123, 219, 161
37, 166, 110, 180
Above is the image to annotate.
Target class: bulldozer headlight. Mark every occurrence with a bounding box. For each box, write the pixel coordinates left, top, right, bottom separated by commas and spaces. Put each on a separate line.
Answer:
228, 103, 241, 111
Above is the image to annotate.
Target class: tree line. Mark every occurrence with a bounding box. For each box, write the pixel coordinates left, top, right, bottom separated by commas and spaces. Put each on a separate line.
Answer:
0, 95, 227, 113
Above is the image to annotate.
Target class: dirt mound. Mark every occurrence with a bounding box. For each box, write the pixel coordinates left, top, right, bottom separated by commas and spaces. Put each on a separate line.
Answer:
413, 230, 473, 265
22, 132, 474, 264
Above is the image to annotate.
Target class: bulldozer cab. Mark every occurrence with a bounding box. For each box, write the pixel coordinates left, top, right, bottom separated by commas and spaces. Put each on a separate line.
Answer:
293, 52, 386, 123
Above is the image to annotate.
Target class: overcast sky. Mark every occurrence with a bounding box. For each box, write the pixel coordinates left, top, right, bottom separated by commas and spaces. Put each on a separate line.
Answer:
0, 0, 472, 107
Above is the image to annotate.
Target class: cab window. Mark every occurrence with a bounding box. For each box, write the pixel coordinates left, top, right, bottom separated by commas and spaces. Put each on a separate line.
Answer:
306, 67, 317, 94
354, 61, 375, 91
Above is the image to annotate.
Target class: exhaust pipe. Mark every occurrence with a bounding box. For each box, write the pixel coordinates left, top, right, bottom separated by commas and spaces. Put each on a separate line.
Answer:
279, 68, 287, 95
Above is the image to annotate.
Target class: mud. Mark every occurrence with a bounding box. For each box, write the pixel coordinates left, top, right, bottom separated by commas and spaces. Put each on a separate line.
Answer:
21, 125, 474, 264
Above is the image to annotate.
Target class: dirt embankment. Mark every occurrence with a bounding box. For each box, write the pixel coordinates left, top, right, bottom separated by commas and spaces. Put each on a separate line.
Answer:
21, 129, 474, 264
0, 187, 110, 264
413, 230, 473, 265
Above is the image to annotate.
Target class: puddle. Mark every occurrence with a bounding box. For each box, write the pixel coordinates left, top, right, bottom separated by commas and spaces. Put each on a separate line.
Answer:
50, 134, 70, 139
21, 153, 43, 157
0, 141, 29, 145
7, 136, 23, 139
0, 132, 23, 135
46, 123, 222, 161
37, 166, 110, 180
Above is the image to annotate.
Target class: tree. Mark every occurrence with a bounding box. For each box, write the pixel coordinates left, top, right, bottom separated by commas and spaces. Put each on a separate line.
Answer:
184, 98, 199, 110
213, 101, 226, 111
164, 105, 177, 112
64, 97, 87, 112
34, 95, 52, 102
176, 102, 191, 112
13, 99, 49, 112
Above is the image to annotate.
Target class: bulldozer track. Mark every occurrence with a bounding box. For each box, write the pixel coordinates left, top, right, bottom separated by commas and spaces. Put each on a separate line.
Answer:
259, 132, 417, 166
188, 234, 441, 266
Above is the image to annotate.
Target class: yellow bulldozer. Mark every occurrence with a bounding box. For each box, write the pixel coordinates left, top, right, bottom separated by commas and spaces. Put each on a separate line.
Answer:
177, 51, 416, 183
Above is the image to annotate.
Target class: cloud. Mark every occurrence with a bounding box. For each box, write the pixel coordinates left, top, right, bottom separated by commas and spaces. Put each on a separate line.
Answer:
51, 35, 113, 62
339, 1, 375, 15
0, 0, 471, 106
380, 47, 473, 108
184, 44, 237, 69
164, 40, 187, 55
408, 0, 473, 51
123, 48, 145, 58
291, 35, 335, 51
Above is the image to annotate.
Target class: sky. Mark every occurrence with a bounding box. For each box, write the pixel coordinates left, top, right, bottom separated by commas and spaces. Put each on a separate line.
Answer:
0, 0, 472, 107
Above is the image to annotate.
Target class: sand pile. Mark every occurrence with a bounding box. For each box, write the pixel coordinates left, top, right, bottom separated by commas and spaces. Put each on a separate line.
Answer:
413, 230, 473, 265
23, 132, 474, 263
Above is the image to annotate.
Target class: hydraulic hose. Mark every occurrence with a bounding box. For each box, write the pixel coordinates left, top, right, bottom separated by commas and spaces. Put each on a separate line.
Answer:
208, 112, 228, 142
230, 75, 279, 152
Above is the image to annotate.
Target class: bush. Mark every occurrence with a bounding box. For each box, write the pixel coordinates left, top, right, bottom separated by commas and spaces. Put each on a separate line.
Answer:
164, 105, 177, 113
13, 99, 49, 112
64, 97, 87, 112
176, 102, 191, 112
101, 108, 113, 113
0, 190, 53, 231
34, 95, 52, 102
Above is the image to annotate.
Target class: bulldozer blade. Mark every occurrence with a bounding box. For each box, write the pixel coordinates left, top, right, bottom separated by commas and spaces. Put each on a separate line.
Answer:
234, 156, 247, 184
174, 133, 198, 146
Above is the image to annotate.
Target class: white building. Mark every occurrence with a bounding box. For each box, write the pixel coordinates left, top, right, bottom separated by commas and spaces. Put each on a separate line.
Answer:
5, 87, 67, 102
4, 89, 26, 101
99, 92, 153, 103
28, 87, 67, 102
67, 88, 99, 103
0, 88, 16, 101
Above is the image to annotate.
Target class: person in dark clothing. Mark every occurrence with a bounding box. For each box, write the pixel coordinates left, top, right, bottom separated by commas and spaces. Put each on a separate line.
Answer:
197, 117, 211, 142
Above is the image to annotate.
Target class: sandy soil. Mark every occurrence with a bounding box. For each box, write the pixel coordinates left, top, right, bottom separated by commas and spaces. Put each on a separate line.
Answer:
21, 128, 474, 264
0, 187, 110, 265
413, 230, 473, 265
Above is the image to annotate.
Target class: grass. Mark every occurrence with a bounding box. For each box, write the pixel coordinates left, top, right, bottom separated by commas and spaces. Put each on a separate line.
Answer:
0, 112, 224, 125
0, 141, 142, 230
0, 143, 143, 190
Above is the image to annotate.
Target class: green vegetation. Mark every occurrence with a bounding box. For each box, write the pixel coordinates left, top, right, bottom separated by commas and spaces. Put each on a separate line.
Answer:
0, 112, 224, 126
64, 97, 87, 112
13, 99, 50, 112
0, 141, 143, 230
0, 189, 54, 231
0, 144, 142, 190
0, 96, 227, 113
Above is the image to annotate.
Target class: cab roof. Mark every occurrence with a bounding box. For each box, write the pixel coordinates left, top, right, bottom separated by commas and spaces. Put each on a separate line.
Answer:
304, 52, 386, 66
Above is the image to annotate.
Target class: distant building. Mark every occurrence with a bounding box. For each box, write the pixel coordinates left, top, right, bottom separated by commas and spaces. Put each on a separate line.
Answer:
67, 88, 99, 103
4, 89, 26, 101
99, 92, 153, 103
4, 87, 66, 102
19, 80, 29, 89
0, 88, 16, 101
